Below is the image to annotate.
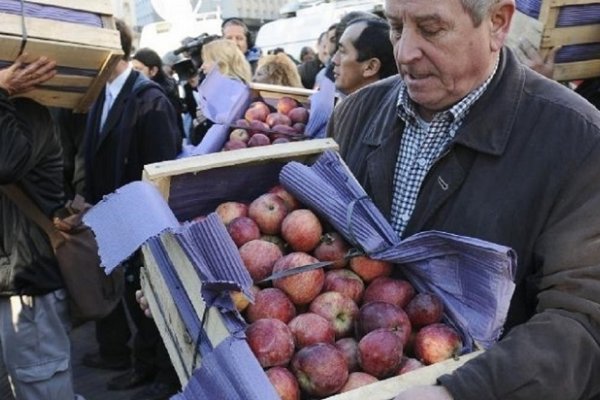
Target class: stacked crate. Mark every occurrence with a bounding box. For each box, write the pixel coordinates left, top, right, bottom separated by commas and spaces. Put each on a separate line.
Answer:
0, 0, 123, 111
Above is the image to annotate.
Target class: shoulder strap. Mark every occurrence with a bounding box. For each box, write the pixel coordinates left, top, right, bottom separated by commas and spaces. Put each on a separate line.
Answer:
0, 184, 63, 247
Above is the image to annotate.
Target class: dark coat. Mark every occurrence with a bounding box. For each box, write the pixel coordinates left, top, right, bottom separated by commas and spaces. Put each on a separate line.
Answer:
328, 48, 600, 399
0, 93, 64, 295
84, 70, 180, 204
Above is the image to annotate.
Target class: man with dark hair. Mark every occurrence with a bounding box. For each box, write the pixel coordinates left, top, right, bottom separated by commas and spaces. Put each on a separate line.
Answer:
299, 29, 333, 89
81, 18, 181, 400
331, 18, 395, 96
221, 18, 262, 72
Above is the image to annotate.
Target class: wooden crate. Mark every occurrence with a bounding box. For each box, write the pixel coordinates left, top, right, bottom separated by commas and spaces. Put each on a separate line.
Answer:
509, 0, 600, 81
140, 138, 481, 397
0, 0, 123, 111
248, 81, 315, 106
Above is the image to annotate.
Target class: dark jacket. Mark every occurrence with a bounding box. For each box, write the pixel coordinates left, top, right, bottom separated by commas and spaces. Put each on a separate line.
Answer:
84, 70, 180, 204
0, 92, 65, 296
328, 48, 600, 399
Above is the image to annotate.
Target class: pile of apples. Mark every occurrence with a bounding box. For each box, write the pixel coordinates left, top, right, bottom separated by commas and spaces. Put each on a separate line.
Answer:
208, 186, 463, 399
222, 96, 310, 151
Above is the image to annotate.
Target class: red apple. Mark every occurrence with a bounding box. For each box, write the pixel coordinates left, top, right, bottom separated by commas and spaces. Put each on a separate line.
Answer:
266, 112, 292, 127
339, 372, 378, 392
234, 118, 250, 129
248, 133, 271, 147
309, 291, 359, 339
248, 120, 270, 135
358, 328, 403, 379
246, 288, 296, 324
272, 137, 291, 144
276, 96, 300, 115
281, 209, 323, 252
397, 356, 424, 375
273, 252, 324, 305
405, 293, 444, 328
362, 277, 416, 309
260, 234, 287, 253
414, 323, 462, 365
288, 107, 309, 124
270, 124, 298, 141
229, 128, 250, 143
288, 312, 335, 348
248, 193, 289, 235
313, 232, 350, 269
323, 269, 364, 304
268, 185, 301, 211
245, 101, 270, 122
349, 256, 392, 283
239, 239, 283, 282
246, 318, 295, 368
266, 367, 300, 400
356, 302, 412, 346
215, 201, 248, 225
335, 337, 360, 372
292, 122, 306, 133
222, 139, 247, 151
291, 343, 348, 397
227, 216, 261, 247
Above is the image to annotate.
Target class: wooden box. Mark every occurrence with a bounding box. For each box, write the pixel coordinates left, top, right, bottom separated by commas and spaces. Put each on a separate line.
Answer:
0, 0, 123, 111
247, 81, 315, 107
139, 139, 480, 398
509, 0, 600, 81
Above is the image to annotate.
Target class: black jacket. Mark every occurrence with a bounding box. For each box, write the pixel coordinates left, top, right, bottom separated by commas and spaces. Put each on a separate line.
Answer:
0, 92, 65, 296
84, 70, 180, 204
329, 48, 600, 399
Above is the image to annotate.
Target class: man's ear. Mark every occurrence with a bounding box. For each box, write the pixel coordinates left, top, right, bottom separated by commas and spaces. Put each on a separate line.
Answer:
490, 0, 516, 52
149, 66, 159, 78
362, 58, 382, 79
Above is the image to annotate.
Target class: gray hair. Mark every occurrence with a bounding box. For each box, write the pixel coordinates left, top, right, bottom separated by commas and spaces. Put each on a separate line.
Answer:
460, 0, 500, 26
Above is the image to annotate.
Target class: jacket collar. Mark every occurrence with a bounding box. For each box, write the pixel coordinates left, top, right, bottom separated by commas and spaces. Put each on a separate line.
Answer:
451, 48, 524, 156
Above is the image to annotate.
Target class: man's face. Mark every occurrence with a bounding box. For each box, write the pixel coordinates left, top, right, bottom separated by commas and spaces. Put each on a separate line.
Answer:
385, 0, 505, 119
223, 24, 248, 54
332, 22, 371, 95
326, 28, 337, 58
317, 34, 331, 65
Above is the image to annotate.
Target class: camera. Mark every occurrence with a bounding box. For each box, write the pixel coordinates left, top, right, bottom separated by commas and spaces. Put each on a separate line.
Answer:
171, 33, 220, 81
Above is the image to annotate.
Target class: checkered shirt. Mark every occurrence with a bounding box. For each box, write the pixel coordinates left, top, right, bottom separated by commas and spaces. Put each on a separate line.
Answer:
390, 63, 498, 237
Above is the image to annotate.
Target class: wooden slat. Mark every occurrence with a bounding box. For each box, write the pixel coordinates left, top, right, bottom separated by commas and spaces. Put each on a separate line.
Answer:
15, 88, 81, 108
542, 24, 600, 47
553, 59, 600, 81
23, 0, 115, 16
144, 139, 339, 185
324, 351, 484, 400
140, 249, 196, 386
551, 0, 600, 6
0, 13, 121, 49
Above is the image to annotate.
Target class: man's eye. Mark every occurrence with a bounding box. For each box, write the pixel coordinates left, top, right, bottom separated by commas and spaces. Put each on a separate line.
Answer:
420, 26, 441, 36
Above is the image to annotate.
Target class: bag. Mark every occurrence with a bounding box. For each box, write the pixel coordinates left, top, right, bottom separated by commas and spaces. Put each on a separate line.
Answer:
0, 185, 124, 326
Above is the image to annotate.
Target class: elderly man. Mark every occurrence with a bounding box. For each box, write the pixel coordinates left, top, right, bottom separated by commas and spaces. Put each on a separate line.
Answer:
328, 0, 600, 399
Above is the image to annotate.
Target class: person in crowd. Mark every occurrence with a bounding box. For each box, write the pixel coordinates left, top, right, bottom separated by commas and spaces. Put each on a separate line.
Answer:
519, 39, 600, 109
221, 18, 261, 73
0, 55, 85, 400
331, 17, 396, 97
328, 0, 600, 399
50, 107, 87, 200
189, 38, 253, 146
299, 46, 316, 63
81, 19, 181, 400
298, 31, 330, 89
253, 52, 303, 88
132, 47, 185, 145
313, 24, 339, 89
161, 51, 182, 78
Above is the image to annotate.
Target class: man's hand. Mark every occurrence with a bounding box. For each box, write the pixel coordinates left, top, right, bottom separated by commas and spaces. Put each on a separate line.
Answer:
0, 54, 56, 96
135, 289, 153, 318
394, 385, 453, 400
518, 38, 560, 79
